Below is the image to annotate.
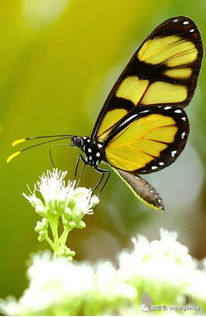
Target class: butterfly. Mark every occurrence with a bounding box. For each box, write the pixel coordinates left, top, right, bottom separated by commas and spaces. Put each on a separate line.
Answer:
8, 16, 203, 210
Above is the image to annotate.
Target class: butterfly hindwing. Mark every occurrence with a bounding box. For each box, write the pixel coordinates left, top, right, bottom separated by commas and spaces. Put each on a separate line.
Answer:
92, 16, 202, 142
102, 105, 189, 174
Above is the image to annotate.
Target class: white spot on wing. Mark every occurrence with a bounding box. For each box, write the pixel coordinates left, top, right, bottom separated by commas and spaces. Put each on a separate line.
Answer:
190, 29, 195, 32
96, 152, 100, 157
159, 162, 164, 166
175, 109, 182, 114
89, 156, 92, 160
181, 131, 186, 139
171, 150, 177, 157
164, 106, 172, 110
88, 148, 92, 153
173, 18, 178, 22
87, 139, 90, 143
98, 143, 103, 148
183, 21, 189, 25
151, 166, 157, 170
182, 117, 186, 121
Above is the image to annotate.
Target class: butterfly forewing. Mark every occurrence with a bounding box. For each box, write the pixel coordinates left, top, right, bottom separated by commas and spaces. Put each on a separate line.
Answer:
92, 16, 202, 142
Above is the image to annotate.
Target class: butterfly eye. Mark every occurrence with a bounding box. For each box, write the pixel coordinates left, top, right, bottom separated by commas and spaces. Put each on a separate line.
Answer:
72, 136, 83, 148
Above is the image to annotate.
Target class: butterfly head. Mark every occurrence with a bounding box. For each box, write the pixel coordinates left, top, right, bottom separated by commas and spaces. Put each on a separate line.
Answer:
71, 136, 84, 148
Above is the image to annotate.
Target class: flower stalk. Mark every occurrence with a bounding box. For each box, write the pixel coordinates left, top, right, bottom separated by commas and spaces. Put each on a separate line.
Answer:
23, 169, 99, 260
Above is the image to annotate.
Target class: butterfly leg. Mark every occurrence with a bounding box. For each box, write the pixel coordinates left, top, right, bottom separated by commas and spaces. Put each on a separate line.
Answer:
76, 161, 86, 187
74, 154, 81, 178
74, 154, 87, 186
99, 169, 110, 195
93, 167, 110, 196
49, 146, 55, 168
49, 144, 71, 168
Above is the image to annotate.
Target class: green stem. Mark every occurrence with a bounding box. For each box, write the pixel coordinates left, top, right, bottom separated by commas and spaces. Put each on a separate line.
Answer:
59, 228, 70, 246
44, 233, 56, 250
48, 215, 60, 250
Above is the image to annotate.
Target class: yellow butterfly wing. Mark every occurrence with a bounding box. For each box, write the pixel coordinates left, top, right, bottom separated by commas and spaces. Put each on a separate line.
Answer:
91, 16, 202, 142
102, 106, 189, 174
89, 16, 202, 210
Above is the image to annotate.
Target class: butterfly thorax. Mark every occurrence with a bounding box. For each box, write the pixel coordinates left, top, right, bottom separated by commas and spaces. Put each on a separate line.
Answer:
71, 136, 103, 166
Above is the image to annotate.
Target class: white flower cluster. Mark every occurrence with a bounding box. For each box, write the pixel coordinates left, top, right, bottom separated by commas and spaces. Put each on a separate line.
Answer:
23, 169, 99, 217
0, 252, 136, 316
1, 229, 206, 316
119, 229, 197, 298
22, 169, 99, 259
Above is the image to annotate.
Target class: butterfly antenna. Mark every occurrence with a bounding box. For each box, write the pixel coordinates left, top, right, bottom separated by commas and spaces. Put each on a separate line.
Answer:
12, 134, 74, 147
7, 136, 73, 163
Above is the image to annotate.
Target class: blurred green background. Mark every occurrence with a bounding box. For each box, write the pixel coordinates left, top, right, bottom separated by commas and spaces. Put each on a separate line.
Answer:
0, 0, 206, 298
